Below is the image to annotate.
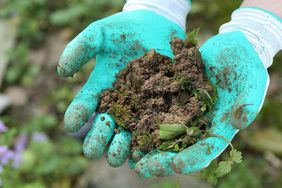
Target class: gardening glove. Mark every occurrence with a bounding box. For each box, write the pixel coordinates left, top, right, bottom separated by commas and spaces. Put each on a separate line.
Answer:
57, 0, 190, 167
133, 7, 282, 177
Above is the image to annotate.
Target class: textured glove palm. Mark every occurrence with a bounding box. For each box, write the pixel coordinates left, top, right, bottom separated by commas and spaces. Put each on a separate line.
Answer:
133, 31, 269, 177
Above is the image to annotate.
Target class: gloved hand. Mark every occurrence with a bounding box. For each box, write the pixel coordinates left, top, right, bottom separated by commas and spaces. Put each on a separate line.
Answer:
133, 7, 282, 177
57, 0, 189, 167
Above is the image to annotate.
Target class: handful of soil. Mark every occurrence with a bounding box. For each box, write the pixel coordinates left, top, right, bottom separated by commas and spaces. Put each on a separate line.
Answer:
98, 37, 217, 153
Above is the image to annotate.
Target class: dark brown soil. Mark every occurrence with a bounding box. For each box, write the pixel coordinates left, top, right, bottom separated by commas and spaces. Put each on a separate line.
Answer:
98, 38, 217, 152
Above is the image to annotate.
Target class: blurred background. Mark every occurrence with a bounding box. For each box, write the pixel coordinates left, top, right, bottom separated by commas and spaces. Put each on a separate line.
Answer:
0, 0, 282, 188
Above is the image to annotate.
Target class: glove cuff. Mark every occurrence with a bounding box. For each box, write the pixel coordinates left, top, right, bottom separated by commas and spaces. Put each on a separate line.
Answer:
123, 0, 191, 31
219, 7, 282, 69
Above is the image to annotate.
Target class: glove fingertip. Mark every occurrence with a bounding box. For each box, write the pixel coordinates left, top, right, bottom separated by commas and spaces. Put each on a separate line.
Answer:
82, 113, 116, 159
135, 161, 153, 179
64, 110, 85, 132
134, 150, 159, 178
148, 152, 176, 177
131, 149, 146, 162
83, 140, 104, 159
64, 102, 96, 132
171, 154, 186, 174
57, 63, 73, 78
106, 129, 132, 167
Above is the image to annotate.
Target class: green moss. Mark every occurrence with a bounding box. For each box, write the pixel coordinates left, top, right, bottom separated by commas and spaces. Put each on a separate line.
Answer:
185, 28, 200, 47
134, 132, 153, 151
108, 104, 133, 130
108, 91, 141, 131
175, 76, 192, 91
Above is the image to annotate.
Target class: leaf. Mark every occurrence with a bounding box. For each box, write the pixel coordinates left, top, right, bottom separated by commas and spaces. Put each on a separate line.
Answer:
159, 124, 187, 140
207, 175, 218, 185
201, 105, 207, 112
201, 160, 218, 175
173, 144, 180, 152
215, 161, 232, 177
230, 149, 242, 164
200, 160, 219, 185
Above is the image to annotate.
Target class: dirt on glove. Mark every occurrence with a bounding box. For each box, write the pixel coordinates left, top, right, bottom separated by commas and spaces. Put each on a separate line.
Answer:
98, 37, 217, 153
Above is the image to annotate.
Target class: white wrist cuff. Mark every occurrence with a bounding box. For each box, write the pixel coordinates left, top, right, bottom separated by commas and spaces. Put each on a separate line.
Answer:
123, 0, 191, 31
219, 8, 282, 69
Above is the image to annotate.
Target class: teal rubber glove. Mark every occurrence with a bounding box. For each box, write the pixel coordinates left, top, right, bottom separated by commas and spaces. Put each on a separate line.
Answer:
133, 30, 268, 177
133, 6, 282, 178
57, 9, 186, 167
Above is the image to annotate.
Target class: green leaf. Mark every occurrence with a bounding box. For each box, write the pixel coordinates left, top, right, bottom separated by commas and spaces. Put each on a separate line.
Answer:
207, 175, 218, 185
230, 149, 242, 164
201, 105, 207, 112
159, 124, 187, 140
173, 144, 180, 151
200, 160, 218, 176
215, 161, 232, 177
200, 160, 219, 185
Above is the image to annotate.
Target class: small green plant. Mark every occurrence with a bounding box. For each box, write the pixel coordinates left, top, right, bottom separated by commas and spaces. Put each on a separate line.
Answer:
200, 141, 243, 185
159, 123, 187, 140
158, 125, 203, 152
186, 28, 200, 47
193, 87, 217, 112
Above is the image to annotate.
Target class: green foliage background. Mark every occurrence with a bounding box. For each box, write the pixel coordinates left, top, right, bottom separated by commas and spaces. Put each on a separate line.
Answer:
0, 0, 282, 187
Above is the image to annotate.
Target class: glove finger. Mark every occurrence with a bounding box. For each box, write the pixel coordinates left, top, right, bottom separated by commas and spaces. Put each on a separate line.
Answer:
64, 70, 102, 132
57, 22, 104, 77
127, 149, 147, 170
106, 128, 132, 167
83, 113, 116, 159
128, 158, 137, 170
131, 149, 146, 162
146, 151, 176, 177
134, 150, 160, 178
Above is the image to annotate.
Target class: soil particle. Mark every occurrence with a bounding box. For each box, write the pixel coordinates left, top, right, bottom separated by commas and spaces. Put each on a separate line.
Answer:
98, 38, 216, 152
100, 116, 105, 121
114, 129, 120, 134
